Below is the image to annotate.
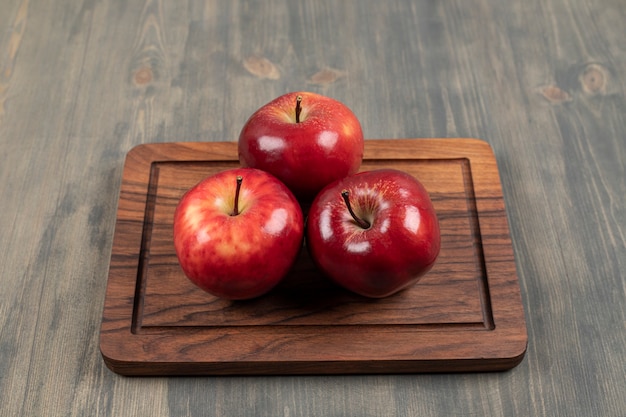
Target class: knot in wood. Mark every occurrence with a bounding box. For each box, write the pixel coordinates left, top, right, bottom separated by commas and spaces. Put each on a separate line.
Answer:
243, 56, 280, 80
309, 68, 344, 85
134, 67, 153, 86
580, 64, 607, 95
539, 85, 572, 104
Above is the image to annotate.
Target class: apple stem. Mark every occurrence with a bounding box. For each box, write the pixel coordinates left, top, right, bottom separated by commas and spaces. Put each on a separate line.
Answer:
341, 190, 370, 229
232, 175, 243, 216
295, 95, 303, 123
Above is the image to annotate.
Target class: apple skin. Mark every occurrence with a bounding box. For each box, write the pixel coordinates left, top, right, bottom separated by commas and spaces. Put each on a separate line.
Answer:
238, 91, 364, 201
306, 169, 441, 298
173, 168, 304, 300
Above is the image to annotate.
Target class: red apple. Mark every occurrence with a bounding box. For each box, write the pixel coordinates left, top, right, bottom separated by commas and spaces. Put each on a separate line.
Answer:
306, 169, 440, 298
173, 168, 304, 300
238, 91, 364, 201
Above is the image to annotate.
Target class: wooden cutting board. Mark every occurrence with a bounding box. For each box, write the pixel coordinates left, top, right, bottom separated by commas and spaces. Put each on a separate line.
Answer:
99, 139, 527, 375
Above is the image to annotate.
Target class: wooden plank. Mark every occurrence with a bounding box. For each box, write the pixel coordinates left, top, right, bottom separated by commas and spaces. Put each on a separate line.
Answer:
100, 139, 527, 375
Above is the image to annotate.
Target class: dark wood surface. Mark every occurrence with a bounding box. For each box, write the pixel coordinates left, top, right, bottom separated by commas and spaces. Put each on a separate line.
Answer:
100, 139, 527, 375
1, 0, 624, 415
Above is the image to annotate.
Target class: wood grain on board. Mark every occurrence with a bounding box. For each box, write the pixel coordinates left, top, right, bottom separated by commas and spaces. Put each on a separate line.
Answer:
100, 139, 527, 375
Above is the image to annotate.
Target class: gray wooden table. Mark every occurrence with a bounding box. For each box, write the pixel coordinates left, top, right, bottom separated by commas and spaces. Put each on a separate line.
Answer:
1, 0, 624, 416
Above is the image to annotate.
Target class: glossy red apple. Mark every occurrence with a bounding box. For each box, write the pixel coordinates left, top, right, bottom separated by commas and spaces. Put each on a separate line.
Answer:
306, 169, 441, 298
238, 91, 364, 201
173, 168, 304, 300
